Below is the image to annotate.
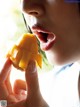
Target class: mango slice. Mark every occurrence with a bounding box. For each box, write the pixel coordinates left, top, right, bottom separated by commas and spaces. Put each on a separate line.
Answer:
7, 33, 42, 70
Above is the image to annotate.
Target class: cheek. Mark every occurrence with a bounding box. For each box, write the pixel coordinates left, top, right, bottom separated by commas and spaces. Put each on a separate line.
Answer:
23, 13, 37, 28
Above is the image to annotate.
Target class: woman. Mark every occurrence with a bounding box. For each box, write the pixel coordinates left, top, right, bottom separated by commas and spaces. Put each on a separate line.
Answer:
0, 0, 80, 107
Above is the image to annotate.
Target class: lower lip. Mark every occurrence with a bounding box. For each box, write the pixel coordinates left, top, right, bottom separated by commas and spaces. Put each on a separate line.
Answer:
40, 39, 55, 51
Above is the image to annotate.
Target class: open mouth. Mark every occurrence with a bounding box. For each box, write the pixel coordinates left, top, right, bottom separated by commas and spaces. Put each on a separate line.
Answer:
33, 30, 56, 51
37, 32, 48, 42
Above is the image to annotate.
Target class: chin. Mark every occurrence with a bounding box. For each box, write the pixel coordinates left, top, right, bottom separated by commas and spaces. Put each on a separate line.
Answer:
45, 51, 71, 66
45, 52, 61, 66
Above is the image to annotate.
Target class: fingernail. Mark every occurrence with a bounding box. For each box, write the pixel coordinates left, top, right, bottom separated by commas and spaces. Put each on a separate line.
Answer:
26, 60, 37, 74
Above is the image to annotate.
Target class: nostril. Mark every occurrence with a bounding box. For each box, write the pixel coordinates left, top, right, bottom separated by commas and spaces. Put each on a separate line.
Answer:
22, 2, 45, 17
28, 11, 39, 16
27, 7, 44, 17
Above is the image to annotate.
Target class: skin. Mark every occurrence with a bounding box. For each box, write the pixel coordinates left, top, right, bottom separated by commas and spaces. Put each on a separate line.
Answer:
0, 0, 80, 106
22, 0, 80, 65
0, 59, 26, 105
0, 58, 48, 107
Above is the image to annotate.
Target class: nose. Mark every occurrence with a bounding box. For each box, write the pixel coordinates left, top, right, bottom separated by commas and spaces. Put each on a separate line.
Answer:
21, 0, 45, 17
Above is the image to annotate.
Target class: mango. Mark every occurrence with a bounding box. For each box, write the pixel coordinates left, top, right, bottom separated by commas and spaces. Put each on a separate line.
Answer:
7, 33, 42, 70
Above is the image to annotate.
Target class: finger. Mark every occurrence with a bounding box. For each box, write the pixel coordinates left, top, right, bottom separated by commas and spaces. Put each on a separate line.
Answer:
0, 83, 9, 99
0, 58, 12, 82
5, 70, 13, 94
13, 79, 27, 94
7, 100, 25, 107
25, 60, 40, 96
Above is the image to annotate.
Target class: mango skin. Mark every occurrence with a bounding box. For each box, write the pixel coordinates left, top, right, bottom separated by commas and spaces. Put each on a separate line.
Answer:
7, 33, 42, 71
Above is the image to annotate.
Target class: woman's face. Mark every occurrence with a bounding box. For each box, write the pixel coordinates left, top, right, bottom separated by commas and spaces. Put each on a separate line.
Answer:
21, 0, 80, 65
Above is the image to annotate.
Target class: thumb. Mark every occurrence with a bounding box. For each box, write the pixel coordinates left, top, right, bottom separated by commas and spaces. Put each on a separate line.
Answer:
25, 60, 40, 96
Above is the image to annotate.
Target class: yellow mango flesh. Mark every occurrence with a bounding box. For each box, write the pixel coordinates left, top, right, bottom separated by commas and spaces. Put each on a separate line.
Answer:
7, 33, 42, 70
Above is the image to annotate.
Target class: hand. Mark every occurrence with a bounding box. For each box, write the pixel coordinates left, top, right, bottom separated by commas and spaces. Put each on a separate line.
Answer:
0, 58, 48, 107
0, 58, 26, 104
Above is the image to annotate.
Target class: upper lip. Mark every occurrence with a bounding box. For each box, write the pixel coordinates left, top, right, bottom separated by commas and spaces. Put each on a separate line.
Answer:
32, 25, 55, 43
32, 25, 53, 34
